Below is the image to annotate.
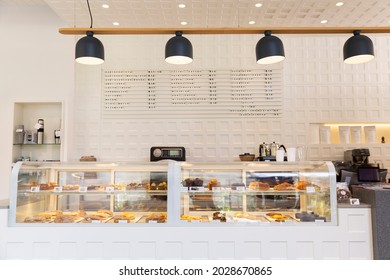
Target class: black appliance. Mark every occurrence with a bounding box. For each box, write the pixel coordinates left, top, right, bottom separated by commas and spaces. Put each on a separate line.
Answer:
150, 146, 186, 161
344, 148, 370, 167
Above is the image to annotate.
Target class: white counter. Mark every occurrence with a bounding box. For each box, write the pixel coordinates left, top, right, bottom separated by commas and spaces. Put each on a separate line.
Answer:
0, 204, 373, 260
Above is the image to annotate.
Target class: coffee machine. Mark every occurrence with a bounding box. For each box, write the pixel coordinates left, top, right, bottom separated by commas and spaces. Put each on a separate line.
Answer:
344, 148, 370, 168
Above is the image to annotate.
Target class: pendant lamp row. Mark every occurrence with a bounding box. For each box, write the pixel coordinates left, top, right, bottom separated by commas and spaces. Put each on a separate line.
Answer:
74, 2, 374, 66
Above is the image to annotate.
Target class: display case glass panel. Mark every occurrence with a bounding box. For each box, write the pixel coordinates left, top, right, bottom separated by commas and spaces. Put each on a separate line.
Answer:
9, 162, 169, 225
179, 162, 336, 224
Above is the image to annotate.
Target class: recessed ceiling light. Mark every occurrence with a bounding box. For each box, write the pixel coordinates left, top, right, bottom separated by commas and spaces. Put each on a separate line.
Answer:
179, 4, 186, 8
321, 19, 328, 24
249, 21, 256, 25
180, 21, 188, 25
336, 2, 344, 6
113, 22, 120, 26
102, 4, 109, 9
255, 3, 262, 8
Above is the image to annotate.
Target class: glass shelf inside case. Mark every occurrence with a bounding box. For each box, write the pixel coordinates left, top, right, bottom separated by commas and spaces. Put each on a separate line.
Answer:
10, 161, 169, 225
179, 162, 336, 225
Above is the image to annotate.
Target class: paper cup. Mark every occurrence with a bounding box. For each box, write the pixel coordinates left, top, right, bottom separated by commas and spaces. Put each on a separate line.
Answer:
276, 150, 285, 162
286, 147, 297, 162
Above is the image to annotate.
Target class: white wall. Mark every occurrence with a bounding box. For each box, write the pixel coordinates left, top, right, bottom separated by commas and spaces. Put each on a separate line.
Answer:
0, 5, 74, 199
73, 34, 390, 169
2, 5, 390, 199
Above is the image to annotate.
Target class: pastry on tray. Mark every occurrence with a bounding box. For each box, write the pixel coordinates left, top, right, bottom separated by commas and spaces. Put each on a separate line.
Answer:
248, 181, 270, 191
273, 182, 295, 190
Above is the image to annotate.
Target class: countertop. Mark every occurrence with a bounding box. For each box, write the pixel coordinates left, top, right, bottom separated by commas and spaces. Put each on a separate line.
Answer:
337, 202, 370, 208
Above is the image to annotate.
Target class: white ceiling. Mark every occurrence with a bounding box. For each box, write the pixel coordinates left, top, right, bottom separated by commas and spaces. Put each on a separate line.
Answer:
3, 0, 390, 29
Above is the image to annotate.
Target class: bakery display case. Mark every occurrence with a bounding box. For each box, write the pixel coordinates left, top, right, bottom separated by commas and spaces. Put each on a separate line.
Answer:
9, 161, 169, 225
179, 161, 337, 225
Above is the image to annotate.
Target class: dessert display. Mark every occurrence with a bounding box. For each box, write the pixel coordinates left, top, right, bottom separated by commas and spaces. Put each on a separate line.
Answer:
207, 179, 221, 190
83, 209, 114, 222
53, 210, 87, 223
294, 180, 320, 191
126, 182, 146, 190
24, 210, 63, 223
248, 181, 270, 191
273, 182, 295, 190
145, 212, 167, 223
180, 214, 203, 221
62, 185, 80, 191
234, 212, 257, 220
182, 178, 204, 187
212, 211, 226, 222
111, 212, 136, 223
34, 182, 58, 191
148, 181, 167, 190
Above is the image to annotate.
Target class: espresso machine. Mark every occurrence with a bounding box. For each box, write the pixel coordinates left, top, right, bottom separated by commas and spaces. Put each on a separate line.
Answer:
344, 148, 370, 168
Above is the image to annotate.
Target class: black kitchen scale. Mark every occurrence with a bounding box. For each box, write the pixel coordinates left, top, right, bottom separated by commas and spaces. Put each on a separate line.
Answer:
150, 146, 186, 161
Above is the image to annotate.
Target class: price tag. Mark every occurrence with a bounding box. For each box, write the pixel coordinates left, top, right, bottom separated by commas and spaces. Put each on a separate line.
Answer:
306, 186, 316, 193
79, 187, 87, 193
235, 186, 246, 192
349, 198, 360, 205
211, 220, 220, 223
30, 186, 40, 192
148, 220, 158, 224
315, 219, 325, 223
53, 187, 62, 193
91, 220, 101, 224
212, 187, 221, 192
106, 186, 114, 193
191, 220, 201, 223
189, 186, 205, 192
117, 220, 128, 224
180, 187, 189, 193
227, 219, 234, 223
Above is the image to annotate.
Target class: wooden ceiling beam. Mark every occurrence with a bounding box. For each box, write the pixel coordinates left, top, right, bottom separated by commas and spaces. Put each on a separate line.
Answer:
59, 27, 390, 35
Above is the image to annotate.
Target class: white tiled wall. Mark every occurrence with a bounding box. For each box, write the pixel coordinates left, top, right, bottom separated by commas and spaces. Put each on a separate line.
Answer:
73, 34, 390, 168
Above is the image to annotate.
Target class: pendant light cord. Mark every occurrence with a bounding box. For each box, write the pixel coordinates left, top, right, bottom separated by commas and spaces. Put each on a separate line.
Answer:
86, 0, 93, 28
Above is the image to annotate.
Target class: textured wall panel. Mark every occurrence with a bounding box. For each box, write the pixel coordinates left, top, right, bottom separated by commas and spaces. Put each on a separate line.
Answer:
73, 34, 390, 173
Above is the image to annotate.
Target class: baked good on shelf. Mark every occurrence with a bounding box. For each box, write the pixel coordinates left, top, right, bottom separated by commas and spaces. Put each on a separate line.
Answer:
248, 181, 270, 191
157, 182, 167, 190
180, 214, 202, 221
182, 178, 204, 187
62, 184, 80, 191
266, 212, 287, 220
112, 212, 136, 223
273, 182, 295, 190
212, 211, 227, 222
24, 215, 52, 223
234, 212, 256, 220
145, 212, 167, 223
207, 179, 221, 190
294, 181, 321, 191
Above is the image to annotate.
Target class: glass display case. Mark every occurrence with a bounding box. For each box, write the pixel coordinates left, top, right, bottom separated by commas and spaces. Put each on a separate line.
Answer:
9, 161, 169, 225
9, 161, 337, 226
179, 161, 337, 225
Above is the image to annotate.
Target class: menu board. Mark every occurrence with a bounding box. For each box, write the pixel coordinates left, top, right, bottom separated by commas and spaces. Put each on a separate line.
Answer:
102, 68, 282, 119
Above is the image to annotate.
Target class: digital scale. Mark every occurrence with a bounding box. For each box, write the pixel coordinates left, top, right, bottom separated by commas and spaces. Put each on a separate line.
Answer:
150, 146, 186, 161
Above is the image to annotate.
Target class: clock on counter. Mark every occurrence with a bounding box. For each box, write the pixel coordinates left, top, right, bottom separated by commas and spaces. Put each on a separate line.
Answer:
150, 146, 186, 161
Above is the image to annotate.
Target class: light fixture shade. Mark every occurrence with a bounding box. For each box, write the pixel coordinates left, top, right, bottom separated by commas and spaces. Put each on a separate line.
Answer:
256, 30, 285, 64
343, 30, 374, 64
165, 31, 193, 65
75, 31, 105, 65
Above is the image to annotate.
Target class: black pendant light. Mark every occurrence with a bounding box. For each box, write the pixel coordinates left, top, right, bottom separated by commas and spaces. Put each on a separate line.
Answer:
165, 31, 193, 65
343, 30, 374, 64
75, 0, 104, 65
256, 30, 285, 65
